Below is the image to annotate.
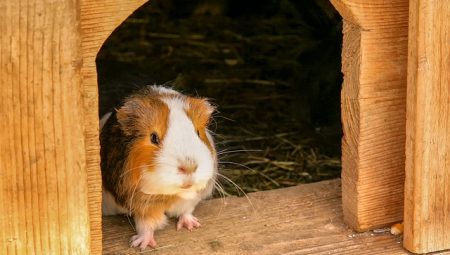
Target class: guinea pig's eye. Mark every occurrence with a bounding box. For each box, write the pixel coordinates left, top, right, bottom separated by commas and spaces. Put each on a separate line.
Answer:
150, 132, 160, 145
196, 130, 200, 137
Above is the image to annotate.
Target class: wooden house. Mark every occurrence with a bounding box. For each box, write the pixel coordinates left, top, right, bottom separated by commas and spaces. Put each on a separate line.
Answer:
0, 0, 448, 253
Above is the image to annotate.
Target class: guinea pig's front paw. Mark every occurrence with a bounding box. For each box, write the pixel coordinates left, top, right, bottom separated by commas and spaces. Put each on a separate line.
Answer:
129, 230, 157, 250
177, 214, 201, 231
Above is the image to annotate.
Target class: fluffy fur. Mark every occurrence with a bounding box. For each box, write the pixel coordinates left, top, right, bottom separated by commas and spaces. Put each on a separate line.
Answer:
100, 85, 217, 250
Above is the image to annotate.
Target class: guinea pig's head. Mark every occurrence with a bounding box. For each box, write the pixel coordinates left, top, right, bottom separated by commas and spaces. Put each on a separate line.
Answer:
116, 86, 217, 199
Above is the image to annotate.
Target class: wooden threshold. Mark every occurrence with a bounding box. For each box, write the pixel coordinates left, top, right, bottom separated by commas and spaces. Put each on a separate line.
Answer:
103, 180, 410, 255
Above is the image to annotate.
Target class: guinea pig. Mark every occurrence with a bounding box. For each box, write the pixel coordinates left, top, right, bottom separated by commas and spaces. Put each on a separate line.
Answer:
100, 85, 217, 250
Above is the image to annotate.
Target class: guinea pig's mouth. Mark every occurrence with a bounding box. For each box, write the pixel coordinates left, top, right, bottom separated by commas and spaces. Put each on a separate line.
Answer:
180, 180, 193, 189
176, 179, 209, 199
179, 177, 208, 192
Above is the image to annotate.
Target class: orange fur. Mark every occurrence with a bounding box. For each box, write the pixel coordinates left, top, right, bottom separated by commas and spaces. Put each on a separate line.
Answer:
185, 97, 215, 152
131, 193, 179, 219
125, 139, 158, 189
121, 138, 180, 217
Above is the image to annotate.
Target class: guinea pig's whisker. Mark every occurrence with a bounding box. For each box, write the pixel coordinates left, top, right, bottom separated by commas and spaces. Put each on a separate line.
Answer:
126, 214, 136, 232
217, 149, 262, 156
207, 127, 217, 134
215, 172, 245, 196
213, 115, 236, 123
128, 174, 145, 214
215, 172, 255, 212
119, 164, 155, 178
218, 161, 256, 172
209, 118, 218, 132
213, 181, 226, 216
213, 181, 226, 201
214, 181, 230, 211
215, 178, 233, 198
214, 181, 230, 198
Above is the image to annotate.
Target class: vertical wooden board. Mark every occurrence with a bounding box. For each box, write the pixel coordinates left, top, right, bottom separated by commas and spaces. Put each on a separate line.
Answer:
404, 0, 450, 253
340, 21, 361, 227
79, 0, 147, 254
0, 0, 90, 254
330, 0, 409, 231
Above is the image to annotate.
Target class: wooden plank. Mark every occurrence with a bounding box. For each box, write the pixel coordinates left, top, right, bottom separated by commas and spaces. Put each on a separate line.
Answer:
330, 0, 409, 231
0, 0, 90, 254
404, 1, 450, 253
102, 180, 411, 255
79, 0, 147, 254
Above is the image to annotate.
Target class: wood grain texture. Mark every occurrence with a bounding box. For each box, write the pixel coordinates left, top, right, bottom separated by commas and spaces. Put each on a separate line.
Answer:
404, 0, 450, 253
0, 0, 148, 254
102, 180, 411, 255
79, 0, 148, 254
0, 0, 90, 254
330, 0, 409, 231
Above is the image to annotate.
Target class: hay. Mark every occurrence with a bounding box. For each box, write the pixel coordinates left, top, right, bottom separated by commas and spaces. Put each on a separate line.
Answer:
212, 100, 341, 196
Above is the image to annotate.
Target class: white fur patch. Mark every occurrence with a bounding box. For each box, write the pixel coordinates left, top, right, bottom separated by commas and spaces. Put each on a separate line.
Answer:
151, 85, 181, 96
166, 197, 202, 217
139, 95, 215, 199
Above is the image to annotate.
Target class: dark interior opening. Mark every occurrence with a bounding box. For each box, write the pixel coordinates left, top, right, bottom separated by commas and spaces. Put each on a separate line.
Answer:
97, 0, 343, 196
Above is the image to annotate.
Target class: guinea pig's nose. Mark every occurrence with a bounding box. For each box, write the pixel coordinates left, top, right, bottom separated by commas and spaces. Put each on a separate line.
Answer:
178, 157, 198, 174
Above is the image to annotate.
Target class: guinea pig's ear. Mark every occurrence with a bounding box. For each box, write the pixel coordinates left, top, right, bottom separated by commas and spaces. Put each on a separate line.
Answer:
186, 97, 215, 127
116, 100, 142, 136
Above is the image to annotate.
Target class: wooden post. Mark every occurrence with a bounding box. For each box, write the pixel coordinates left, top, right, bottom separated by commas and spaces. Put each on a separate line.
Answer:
330, 0, 409, 231
0, 0, 146, 254
404, 0, 450, 253
80, 0, 147, 253
0, 1, 90, 254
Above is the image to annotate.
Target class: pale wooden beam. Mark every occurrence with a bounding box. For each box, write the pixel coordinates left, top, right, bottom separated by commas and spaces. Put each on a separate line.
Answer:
0, 0, 89, 254
0, 0, 148, 254
79, 0, 148, 253
330, 0, 409, 231
404, 0, 450, 253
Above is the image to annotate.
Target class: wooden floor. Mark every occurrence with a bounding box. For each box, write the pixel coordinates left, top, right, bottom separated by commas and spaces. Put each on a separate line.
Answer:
102, 180, 419, 254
